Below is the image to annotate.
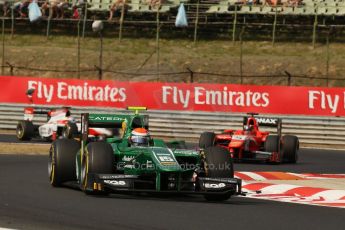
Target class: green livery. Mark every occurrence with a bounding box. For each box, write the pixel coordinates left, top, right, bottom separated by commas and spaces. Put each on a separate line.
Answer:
48, 109, 242, 201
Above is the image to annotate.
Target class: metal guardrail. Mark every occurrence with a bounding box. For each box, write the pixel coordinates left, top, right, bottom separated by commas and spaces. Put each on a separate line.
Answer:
1, 103, 344, 148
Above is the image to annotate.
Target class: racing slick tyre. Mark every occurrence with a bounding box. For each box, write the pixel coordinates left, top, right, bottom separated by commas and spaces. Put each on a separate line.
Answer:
282, 135, 299, 163
203, 146, 234, 202
62, 122, 79, 139
49, 139, 80, 187
199, 132, 216, 149
264, 135, 282, 162
80, 142, 115, 195
264, 135, 280, 152
16, 120, 34, 141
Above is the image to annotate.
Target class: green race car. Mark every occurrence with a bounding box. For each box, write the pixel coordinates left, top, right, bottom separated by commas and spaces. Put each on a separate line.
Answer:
48, 107, 242, 201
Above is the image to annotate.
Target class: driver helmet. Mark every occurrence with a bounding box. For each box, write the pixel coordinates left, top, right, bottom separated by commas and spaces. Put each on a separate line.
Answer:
243, 125, 254, 132
130, 128, 151, 146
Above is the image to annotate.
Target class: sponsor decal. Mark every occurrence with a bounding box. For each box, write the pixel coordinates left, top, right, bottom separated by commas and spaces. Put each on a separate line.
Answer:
255, 118, 278, 125
91, 116, 125, 122
104, 180, 126, 186
204, 183, 226, 189
202, 177, 239, 183
0, 76, 345, 116
162, 86, 269, 109
235, 171, 345, 181
122, 156, 135, 162
99, 174, 138, 179
308, 90, 340, 114
28, 80, 126, 103
152, 147, 178, 164
232, 135, 246, 141
173, 150, 199, 155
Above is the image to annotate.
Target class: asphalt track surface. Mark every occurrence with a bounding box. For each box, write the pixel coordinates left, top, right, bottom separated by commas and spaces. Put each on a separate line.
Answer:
0, 137, 345, 230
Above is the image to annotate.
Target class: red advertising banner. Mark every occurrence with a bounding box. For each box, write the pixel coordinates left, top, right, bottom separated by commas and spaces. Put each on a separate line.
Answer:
0, 76, 344, 116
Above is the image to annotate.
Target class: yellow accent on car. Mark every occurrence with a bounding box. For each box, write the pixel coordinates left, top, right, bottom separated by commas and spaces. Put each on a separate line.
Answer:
161, 162, 177, 166
50, 164, 55, 184
127, 106, 147, 115
50, 145, 55, 185
82, 151, 89, 190
122, 121, 127, 131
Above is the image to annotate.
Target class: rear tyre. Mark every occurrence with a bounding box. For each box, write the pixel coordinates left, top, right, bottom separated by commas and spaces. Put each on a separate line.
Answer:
282, 135, 299, 163
49, 139, 80, 186
80, 142, 115, 195
203, 146, 234, 201
16, 120, 34, 141
199, 132, 215, 149
62, 122, 79, 139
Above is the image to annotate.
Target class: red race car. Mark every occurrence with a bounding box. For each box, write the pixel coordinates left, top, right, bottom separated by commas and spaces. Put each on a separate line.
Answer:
199, 113, 299, 163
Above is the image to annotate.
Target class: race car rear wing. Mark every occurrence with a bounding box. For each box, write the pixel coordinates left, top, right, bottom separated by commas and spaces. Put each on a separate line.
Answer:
25, 108, 48, 115
127, 106, 147, 115
80, 113, 124, 142
80, 112, 149, 142
24, 107, 71, 121
243, 116, 282, 136
24, 106, 71, 115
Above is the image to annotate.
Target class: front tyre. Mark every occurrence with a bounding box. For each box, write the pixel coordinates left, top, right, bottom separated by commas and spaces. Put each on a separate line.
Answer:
203, 146, 234, 201
264, 135, 280, 152
80, 142, 115, 195
49, 139, 80, 186
265, 135, 282, 163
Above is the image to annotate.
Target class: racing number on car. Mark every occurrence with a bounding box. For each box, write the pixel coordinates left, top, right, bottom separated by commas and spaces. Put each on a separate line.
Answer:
158, 156, 174, 162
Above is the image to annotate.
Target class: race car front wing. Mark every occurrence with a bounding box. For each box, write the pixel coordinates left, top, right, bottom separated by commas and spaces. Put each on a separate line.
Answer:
85, 173, 242, 196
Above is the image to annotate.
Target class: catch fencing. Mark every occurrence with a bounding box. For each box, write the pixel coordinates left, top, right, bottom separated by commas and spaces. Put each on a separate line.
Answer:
0, 103, 344, 149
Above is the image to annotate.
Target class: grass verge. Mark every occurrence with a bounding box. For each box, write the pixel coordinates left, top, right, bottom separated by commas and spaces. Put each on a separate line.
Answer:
0, 143, 50, 155
2, 35, 345, 86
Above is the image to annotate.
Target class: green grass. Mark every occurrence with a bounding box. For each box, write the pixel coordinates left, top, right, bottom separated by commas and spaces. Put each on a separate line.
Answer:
1, 34, 345, 86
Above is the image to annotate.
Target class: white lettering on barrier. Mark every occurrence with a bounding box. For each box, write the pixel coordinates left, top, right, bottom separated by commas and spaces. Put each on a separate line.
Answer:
195, 87, 269, 107
28, 80, 54, 102
28, 80, 126, 103
58, 82, 67, 100
20, 77, 345, 115
162, 86, 190, 108
195, 87, 204, 105
163, 86, 270, 108
308, 90, 339, 113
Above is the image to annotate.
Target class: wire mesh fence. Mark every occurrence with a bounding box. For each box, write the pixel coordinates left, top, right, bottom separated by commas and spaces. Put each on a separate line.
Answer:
0, 1, 345, 86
